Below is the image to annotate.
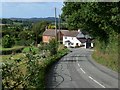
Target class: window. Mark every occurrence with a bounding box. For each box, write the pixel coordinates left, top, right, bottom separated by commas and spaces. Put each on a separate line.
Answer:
71, 43, 73, 45
65, 36, 67, 39
76, 43, 79, 46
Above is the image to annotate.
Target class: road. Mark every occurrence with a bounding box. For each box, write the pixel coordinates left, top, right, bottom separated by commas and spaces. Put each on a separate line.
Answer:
45, 48, 118, 88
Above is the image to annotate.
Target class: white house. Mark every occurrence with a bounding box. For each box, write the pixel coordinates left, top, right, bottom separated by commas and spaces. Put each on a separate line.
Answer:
42, 29, 93, 48
62, 30, 93, 48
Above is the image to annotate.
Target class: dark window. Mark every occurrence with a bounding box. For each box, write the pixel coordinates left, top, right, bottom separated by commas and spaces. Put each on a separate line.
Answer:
76, 43, 79, 46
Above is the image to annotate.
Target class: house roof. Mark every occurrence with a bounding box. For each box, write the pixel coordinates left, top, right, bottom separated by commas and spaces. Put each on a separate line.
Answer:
77, 38, 87, 43
43, 29, 59, 37
76, 33, 85, 38
61, 30, 79, 37
43, 29, 85, 38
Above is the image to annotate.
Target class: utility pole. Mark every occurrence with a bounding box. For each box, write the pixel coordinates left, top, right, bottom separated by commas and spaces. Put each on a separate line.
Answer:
58, 15, 61, 44
55, 7, 57, 40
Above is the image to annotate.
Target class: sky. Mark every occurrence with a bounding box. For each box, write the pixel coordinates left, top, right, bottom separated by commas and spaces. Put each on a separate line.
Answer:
1, 2, 64, 18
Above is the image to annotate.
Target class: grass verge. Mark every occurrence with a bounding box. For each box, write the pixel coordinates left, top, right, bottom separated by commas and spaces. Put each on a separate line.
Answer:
92, 50, 118, 72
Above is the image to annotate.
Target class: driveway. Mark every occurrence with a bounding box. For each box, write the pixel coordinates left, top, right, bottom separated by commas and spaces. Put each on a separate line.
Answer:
45, 48, 118, 88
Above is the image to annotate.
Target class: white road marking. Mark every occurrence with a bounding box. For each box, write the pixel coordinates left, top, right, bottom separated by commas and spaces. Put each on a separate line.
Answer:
80, 68, 86, 74
88, 76, 105, 88
78, 63, 80, 67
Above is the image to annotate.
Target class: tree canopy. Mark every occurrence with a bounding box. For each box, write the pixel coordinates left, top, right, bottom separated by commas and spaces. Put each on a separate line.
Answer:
32, 21, 50, 45
61, 2, 120, 42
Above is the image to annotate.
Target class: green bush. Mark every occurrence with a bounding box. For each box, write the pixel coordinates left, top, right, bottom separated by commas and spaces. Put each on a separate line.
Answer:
47, 39, 58, 55
15, 39, 34, 46
22, 46, 39, 54
2, 35, 15, 48
92, 32, 118, 71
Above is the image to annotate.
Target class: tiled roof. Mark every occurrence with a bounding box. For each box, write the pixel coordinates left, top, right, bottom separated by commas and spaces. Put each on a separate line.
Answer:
43, 29, 58, 36
61, 30, 79, 37
77, 33, 85, 38
43, 29, 83, 37
77, 38, 87, 43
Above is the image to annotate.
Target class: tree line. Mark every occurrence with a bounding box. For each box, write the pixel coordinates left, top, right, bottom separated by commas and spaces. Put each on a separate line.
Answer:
2, 19, 50, 48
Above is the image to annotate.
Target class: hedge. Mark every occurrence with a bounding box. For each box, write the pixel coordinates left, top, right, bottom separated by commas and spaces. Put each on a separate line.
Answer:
1, 46, 25, 55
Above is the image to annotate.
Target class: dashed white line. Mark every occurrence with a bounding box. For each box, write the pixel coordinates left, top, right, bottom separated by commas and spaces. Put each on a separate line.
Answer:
78, 63, 80, 67
77, 63, 86, 74
77, 62, 105, 88
80, 68, 86, 74
88, 76, 105, 88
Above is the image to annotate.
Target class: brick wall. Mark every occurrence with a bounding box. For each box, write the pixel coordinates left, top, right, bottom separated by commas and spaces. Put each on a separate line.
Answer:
43, 36, 55, 43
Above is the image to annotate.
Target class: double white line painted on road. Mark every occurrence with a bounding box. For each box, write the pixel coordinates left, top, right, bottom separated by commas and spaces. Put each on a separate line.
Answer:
88, 76, 105, 88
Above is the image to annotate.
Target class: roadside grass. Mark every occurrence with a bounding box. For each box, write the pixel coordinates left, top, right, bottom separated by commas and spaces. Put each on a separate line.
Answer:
92, 50, 118, 72
92, 33, 118, 72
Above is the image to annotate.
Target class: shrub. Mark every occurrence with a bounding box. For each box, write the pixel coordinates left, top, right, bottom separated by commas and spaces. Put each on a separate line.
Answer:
47, 39, 58, 55
2, 35, 15, 48
22, 46, 39, 54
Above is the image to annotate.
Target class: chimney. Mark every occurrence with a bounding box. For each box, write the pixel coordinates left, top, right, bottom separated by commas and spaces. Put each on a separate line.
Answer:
78, 29, 81, 34
45, 26, 47, 30
78, 29, 80, 32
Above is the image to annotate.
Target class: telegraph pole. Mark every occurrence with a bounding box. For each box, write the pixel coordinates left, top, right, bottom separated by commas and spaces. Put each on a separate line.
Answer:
58, 15, 61, 44
55, 7, 57, 40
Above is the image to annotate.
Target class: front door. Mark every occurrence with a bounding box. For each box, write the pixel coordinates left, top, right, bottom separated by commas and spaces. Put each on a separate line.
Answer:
86, 42, 91, 48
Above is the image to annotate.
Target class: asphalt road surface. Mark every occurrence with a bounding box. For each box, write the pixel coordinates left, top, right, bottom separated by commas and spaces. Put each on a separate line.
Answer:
46, 48, 118, 88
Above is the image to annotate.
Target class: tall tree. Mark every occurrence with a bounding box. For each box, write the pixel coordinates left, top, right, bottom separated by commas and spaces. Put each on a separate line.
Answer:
32, 21, 49, 46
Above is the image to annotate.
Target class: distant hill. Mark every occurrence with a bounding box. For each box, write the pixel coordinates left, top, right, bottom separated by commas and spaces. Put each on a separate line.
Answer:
9, 17, 58, 23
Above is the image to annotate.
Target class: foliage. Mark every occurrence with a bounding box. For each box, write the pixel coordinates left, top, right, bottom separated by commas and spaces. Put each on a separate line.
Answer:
47, 39, 58, 55
25, 53, 44, 88
48, 24, 55, 29
2, 19, 13, 24
22, 46, 39, 54
17, 31, 34, 46
2, 43, 69, 89
2, 57, 26, 89
61, 2, 119, 39
92, 31, 118, 71
2, 35, 15, 48
32, 21, 49, 45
